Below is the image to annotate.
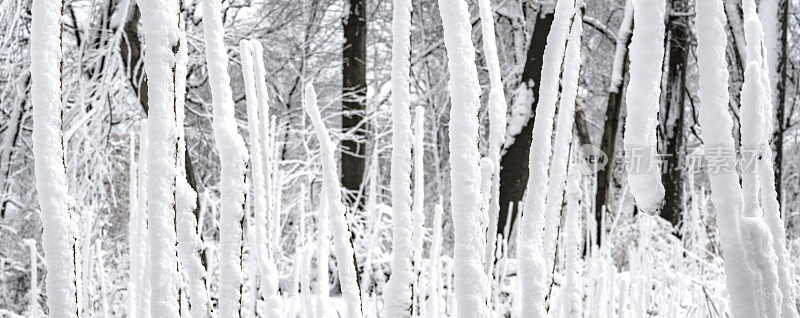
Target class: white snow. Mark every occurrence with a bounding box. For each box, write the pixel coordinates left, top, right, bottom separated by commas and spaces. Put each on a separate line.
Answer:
622, 0, 666, 213
478, 0, 508, 284
608, 0, 633, 93
437, 0, 492, 315
201, 0, 250, 315
240, 38, 284, 317
412, 105, 426, 315
136, 0, 183, 315
517, 0, 574, 315
304, 83, 364, 318
543, 13, 583, 287
383, 0, 415, 316
30, 0, 79, 314
694, 0, 761, 315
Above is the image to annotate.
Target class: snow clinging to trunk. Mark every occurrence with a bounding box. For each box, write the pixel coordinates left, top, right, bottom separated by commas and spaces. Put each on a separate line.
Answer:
437, 0, 492, 315
383, 0, 415, 316
31, 0, 79, 314
622, 0, 666, 213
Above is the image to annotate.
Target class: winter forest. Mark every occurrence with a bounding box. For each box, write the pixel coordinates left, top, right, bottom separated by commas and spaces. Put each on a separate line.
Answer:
2, 0, 800, 316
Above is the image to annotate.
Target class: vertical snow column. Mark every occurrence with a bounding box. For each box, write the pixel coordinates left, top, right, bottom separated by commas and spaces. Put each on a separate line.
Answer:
542, 11, 584, 286
30, 0, 79, 315
251, 41, 286, 300
428, 203, 444, 317
201, 0, 250, 315
622, 0, 667, 213
251, 40, 274, 257
240, 39, 284, 317
516, 0, 574, 315
412, 106, 426, 315
303, 83, 364, 318
137, 0, 182, 315
561, 157, 582, 317
174, 14, 210, 318
694, 0, 760, 316
437, 0, 492, 316
128, 133, 140, 318
383, 0, 415, 316
755, 1, 798, 315
477, 0, 509, 280
740, 1, 784, 314
136, 121, 152, 317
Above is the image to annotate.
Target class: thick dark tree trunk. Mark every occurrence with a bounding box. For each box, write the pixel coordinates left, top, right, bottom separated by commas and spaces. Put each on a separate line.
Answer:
497, 12, 554, 236
341, 0, 368, 208
659, 0, 690, 228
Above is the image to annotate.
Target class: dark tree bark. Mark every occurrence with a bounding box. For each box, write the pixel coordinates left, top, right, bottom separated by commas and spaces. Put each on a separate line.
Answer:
341, 0, 368, 208
497, 12, 554, 236
773, 0, 789, 205
659, 0, 690, 228
594, 57, 628, 247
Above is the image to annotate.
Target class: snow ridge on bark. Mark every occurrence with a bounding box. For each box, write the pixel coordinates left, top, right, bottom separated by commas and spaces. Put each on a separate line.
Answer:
622, 0, 666, 213
437, 0, 492, 316
516, 0, 574, 315
383, 0, 415, 316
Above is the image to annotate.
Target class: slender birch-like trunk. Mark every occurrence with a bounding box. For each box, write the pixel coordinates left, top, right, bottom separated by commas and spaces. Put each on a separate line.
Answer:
31, 0, 79, 314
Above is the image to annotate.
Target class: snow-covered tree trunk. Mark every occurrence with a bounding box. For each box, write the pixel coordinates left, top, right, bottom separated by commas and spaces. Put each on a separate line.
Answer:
136, 121, 152, 317
30, 0, 79, 315
516, 0, 574, 315
739, 1, 786, 315
753, 2, 798, 315
383, 0, 415, 316
201, 0, 250, 315
303, 83, 364, 318
240, 38, 284, 317
438, 0, 492, 316
137, 0, 183, 315
622, 0, 666, 213
561, 156, 582, 317
412, 105, 426, 316
694, 0, 761, 315
174, 13, 210, 318
476, 0, 508, 283
542, 11, 583, 286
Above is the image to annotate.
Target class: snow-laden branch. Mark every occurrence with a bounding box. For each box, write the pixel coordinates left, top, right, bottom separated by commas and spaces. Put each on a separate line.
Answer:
304, 83, 364, 318
477, 0, 508, 284
240, 38, 284, 317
